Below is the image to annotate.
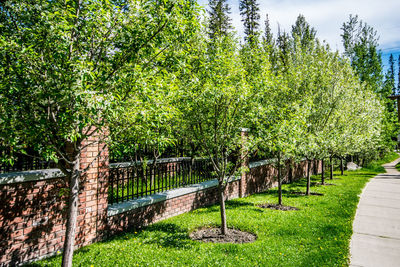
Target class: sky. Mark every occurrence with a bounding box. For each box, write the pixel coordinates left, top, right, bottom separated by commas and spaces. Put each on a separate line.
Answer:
197, 0, 400, 74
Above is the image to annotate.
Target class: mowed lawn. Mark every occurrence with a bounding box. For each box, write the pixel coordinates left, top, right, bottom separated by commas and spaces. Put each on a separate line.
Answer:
32, 153, 398, 267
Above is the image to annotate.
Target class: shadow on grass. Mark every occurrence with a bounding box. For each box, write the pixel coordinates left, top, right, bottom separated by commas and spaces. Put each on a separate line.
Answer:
140, 223, 193, 249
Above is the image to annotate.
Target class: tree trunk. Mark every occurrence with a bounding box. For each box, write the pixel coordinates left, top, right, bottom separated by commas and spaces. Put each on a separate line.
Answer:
313, 159, 317, 175
62, 158, 80, 267
330, 155, 333, 180
278, 153, 282, 205
340, 157, 344, 175
219, 186, 227, 235
306, 159, 311, 196
288, 158, 293, 183
321, 159, 325, 185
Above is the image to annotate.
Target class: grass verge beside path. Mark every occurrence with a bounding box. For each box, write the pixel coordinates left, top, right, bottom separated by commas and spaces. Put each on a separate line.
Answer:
32, 153, 399, 267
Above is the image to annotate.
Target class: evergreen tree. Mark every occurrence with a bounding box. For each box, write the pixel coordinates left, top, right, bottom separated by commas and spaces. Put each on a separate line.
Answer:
276, 26, 290, 73
239, 0, 260, 44
207, 0, 232, 39
388, 54, 396, 94
263, 13, 274, 47
291, 14, 316, 48
398, 55, 400, 94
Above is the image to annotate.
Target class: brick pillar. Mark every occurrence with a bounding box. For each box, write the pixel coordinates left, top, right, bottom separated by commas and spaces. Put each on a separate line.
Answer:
76, 127, 109, 247
239, 128, 249, 198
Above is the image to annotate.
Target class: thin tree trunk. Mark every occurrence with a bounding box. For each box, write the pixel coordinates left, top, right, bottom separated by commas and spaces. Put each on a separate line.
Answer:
321, 159, 325, 185
330, 155, 333, 180
278, 153, 282, 205
313, 159, 317, 175
340, 157, 344, 175
288, 158, 293, 183
219, 186, 227, 235
306, 159, 311, 196
62, 158, 80, 267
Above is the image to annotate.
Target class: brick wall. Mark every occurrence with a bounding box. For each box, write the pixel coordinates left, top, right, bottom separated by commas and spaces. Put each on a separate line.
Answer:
106, 181, 240, 235
0, 129, 108, 266
0, 129, 321, 266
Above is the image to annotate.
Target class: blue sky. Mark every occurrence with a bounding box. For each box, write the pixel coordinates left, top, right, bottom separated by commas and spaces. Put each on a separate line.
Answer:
197, 0, 400, 76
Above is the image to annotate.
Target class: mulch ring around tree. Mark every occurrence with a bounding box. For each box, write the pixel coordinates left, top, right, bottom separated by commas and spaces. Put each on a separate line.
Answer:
290, 191, 324, 196
189, 227, 257, 244
257, 203, 299, 211
313, 182, 336, 186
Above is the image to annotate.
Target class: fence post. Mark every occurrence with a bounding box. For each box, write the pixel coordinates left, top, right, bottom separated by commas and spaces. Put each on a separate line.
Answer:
239, 128, 249, 198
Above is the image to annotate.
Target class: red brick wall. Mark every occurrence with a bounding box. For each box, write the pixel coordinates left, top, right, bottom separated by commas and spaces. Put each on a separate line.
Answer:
0, 129, 108, 266
0, 135, 321, 267
106, 181, 240, 235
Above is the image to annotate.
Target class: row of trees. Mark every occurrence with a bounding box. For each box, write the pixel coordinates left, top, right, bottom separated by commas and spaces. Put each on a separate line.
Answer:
0, 0, 396, 266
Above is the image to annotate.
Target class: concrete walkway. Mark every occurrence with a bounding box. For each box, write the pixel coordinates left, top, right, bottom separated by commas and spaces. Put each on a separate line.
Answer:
350, 157, 400, 267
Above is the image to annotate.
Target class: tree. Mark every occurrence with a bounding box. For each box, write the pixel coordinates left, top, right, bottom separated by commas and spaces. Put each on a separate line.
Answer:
177, 31, 256, 234
239, 0, 260, 44
398, 55, 400, 94
291, 14, 316, 48
341, 14, 397, 154
207, 0, 232, 39
263, 14, 274, 47
0, 0, 199, 266
387, 54, 396, 95
341, 14, 383, 93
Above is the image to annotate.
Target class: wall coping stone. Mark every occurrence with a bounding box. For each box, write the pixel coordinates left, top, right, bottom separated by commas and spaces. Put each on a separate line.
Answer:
249, 159, 275, 169
107, 176, 241, 217
0, 169, 65, 185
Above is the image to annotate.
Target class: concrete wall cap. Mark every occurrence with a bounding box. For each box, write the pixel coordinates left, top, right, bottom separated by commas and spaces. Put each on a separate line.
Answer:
0, 169, 65, 185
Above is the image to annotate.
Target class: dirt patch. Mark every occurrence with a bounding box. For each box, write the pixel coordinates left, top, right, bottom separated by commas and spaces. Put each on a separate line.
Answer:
290, 191, 324, 196
314, 182, 336, 186
189, 227, 257, 244
257, 203, 299, 211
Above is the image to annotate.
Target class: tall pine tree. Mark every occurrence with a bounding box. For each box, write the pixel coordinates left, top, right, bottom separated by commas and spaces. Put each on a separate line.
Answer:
398, 55, 400, 94
388, 54, 396, 94
207, 0, 232, 39
239, 0, 260, 44
263, 13, 274, 47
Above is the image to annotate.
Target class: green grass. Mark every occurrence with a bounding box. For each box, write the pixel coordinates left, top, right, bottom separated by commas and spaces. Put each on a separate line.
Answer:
363, 151, 398, 172
31, 153, 398, 267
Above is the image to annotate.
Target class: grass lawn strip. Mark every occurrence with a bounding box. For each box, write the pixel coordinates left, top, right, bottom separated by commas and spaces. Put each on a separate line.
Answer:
31, 152, 398, 267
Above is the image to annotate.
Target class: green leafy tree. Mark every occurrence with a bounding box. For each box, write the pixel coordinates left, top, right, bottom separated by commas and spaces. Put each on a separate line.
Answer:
341, 14, 397, 155
291, 14, 316, 48
207, 0, 232, 38
177, 31, 256, 234
239, 0, 260, 44
341, 14, 383, 93
0, 0, 199, 266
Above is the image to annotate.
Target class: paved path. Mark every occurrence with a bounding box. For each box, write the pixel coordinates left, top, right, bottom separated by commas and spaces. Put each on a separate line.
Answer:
350, 157, 400, 267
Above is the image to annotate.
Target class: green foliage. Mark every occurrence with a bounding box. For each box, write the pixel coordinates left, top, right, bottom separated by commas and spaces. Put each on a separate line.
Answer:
291, 14, 316, 48
239, 0, 261, 44
341, 14, 383, 93
207, 0, 232, 39
363, 151, 398, 172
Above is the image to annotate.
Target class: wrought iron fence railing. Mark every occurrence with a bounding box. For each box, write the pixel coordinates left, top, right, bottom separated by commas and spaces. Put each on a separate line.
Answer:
108, 158, 215, 204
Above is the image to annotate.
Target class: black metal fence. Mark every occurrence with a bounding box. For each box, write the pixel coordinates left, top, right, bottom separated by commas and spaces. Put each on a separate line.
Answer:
0, 154, 56, 174
109, 158, 215, 204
